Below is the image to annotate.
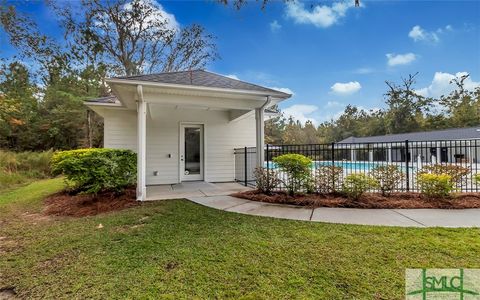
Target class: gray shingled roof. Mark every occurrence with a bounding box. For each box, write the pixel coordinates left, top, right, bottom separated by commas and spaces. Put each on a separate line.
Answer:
114, 70, 291, 97
339, 126, 480, 143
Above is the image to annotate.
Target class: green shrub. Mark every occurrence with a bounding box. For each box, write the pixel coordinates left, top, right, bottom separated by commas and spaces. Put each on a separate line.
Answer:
417, 173, 454, 198
273, 154, 312, 195
474, 173, 480, 184
342, 173, 377, 200
315, 165, 343, 194
370, 165, 405, 196
254, 167, 281, 194
51, 148, 136, 194
418, 164, 469, 187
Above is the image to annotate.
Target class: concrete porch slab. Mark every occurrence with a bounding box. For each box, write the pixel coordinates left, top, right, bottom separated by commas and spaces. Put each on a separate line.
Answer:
147, 185, 173, 193
171, 181, 218, 191
146, 181, 252, 201
146, 191, 206, 201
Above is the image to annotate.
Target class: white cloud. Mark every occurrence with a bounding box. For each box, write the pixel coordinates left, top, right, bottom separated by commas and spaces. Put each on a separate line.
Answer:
408, 25, 439, 43
225, 74, 240, 80
386, 53, 416, 66
285, 0, 358, 28
416, 72, 480, 98
283, 104, 318, 124
330, 81, 362, 95
268, 86, 294, 95
270, 20, 281, 32
353, 67, 374, 74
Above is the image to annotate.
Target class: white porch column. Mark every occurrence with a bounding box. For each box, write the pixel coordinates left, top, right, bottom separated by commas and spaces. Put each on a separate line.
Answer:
137, 85, 146, 201
255, 107, 265, 167
350, 148, 356, 161
387, 145, 392, 163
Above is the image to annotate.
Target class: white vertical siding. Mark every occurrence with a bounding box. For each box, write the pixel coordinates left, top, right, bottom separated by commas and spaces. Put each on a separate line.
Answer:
103, 107, 256, 185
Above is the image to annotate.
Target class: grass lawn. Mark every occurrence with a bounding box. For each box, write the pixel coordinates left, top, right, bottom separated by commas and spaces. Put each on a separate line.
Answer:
1, 179, 479, 299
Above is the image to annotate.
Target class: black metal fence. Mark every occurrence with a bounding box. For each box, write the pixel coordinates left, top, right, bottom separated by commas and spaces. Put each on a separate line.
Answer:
234, 147, 257, 187
234, 140, 480, 192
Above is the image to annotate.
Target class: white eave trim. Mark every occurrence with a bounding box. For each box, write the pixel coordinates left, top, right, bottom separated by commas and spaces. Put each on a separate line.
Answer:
84, 101, 124, 108
106, 78, 292, 100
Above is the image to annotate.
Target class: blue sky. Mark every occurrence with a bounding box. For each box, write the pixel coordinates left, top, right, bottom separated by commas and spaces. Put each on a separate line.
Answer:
2, 0, 480, 124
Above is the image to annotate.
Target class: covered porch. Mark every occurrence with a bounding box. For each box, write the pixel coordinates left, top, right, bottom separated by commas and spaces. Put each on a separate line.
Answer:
101, 72, 290, 201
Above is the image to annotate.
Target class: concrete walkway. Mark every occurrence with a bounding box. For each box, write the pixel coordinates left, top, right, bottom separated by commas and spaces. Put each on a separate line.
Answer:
186, 195, 480, 228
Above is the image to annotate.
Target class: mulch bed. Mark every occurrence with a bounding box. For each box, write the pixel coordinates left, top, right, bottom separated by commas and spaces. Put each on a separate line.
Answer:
231, 190, 480, 209
44, 187, 139, 217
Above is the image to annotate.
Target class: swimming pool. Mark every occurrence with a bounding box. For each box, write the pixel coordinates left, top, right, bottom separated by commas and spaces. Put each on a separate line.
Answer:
265, 161, 414, 171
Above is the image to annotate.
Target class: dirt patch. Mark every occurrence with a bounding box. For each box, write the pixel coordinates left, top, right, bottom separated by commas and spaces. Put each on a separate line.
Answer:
0, 236, 20, 255
43, 187, 139, 217
231, 190, 480, 209
0, 287, 17, 300
165, 261, 179, 271
21, 212, 52, 224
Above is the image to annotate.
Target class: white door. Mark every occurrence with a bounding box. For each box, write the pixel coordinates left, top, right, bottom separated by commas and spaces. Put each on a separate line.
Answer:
180, 124, 204, 181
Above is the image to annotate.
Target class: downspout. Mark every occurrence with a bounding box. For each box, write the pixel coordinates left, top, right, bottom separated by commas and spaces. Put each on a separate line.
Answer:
255, 96, 272, 168
260, 96, 272, 111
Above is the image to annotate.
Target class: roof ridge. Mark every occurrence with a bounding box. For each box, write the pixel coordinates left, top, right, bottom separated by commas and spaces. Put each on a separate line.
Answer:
340, 126, 480, 143
348, 126, 480, 140
115, 69, 205, 79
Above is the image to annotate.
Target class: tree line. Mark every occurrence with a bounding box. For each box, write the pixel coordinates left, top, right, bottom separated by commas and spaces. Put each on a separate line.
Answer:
266, 73, 480, 144
1, 1, 478, 151
0, 0, 217, 151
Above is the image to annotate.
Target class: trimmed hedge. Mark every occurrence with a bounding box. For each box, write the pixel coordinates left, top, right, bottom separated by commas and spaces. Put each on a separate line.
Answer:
342, 173, 377, 200
51, 148, 136, 194
417, 173, 454, 198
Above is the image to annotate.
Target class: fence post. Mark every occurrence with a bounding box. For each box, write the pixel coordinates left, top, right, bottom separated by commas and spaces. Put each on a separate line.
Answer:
331, 142, 335, 189
405, 140, 410, 192
244, 146, 248, 186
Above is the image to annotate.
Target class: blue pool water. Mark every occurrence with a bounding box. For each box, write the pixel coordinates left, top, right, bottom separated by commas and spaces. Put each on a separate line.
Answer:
265, 161, 414, 171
